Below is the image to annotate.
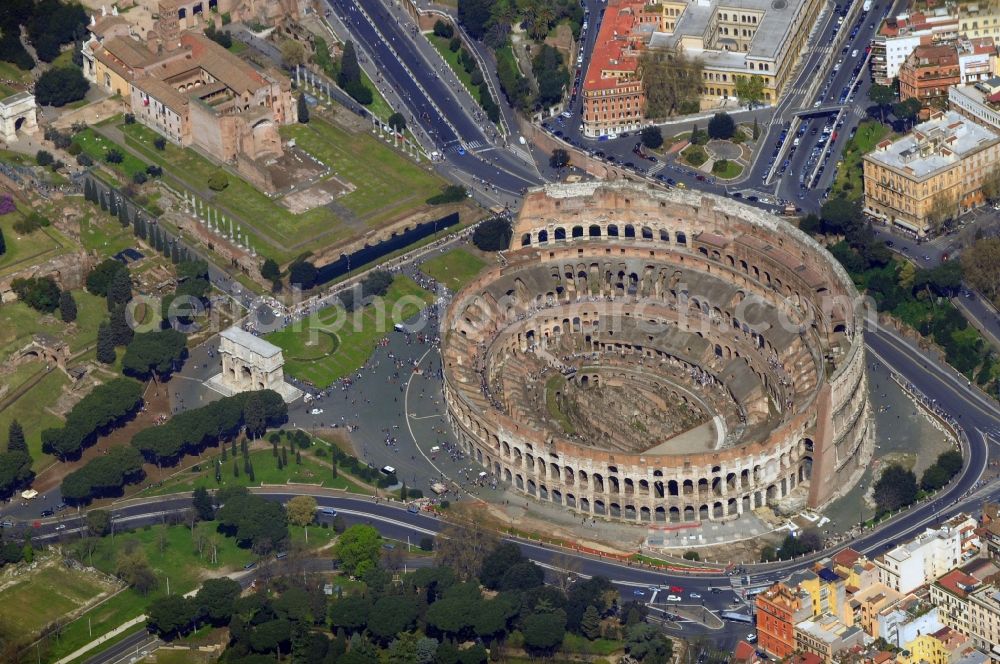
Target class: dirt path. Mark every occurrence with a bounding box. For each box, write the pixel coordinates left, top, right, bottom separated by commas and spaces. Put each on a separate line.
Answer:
31, 381, 171, 494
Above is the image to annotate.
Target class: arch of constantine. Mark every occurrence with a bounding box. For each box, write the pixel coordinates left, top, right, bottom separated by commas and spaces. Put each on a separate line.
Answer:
207, 326, 301, 402
440, 182, 873, 525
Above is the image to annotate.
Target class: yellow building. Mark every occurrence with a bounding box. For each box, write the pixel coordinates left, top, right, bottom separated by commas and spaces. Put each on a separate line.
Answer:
863, 110, 1000, 237
898, 633, 949, 664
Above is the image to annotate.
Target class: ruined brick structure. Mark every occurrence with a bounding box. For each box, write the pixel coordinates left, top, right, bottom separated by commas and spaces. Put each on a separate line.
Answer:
441, 182, 873, 524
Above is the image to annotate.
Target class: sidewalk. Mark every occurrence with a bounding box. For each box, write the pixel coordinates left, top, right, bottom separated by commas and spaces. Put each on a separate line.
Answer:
53, 616, 147, 664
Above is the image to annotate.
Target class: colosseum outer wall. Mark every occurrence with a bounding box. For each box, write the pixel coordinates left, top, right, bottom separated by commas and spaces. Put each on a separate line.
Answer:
441, 182, 873, 525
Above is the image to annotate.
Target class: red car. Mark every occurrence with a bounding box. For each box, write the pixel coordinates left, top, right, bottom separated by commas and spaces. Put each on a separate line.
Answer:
670, 585, 684, 593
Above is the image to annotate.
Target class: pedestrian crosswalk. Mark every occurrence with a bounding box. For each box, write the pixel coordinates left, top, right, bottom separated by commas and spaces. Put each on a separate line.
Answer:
648, 162, 667, 176
462, 140, 485, 152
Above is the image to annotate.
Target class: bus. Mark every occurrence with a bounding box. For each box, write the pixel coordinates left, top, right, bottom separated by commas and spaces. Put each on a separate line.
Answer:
720, 611, 754, 624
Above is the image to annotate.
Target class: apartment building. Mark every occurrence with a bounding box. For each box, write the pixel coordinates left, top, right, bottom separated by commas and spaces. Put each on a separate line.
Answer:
794, 613, 865, 663
756, 583, 813, 659
863, 110, 1000, 236
870, 8, 959, 84
850, 583, 904, 637
580, 0, 648, 138
898, 43, 962, 104
931, 570, 1000, 654
582, 0, 822, 135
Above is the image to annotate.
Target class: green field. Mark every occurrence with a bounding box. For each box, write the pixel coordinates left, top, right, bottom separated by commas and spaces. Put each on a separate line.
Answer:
73, 128, 149, 179
0, 210, 70, 278
0, 365, 70, 469
267, 276, 432, 386
147, 446, 367, 496
427, 34, 482, 103
711, 160, 743, 179
420, 247, 487, 291
359, 69, 395, 121
832, 120, 891, 201
120, 118, 445, 264
0, 561, 114, 644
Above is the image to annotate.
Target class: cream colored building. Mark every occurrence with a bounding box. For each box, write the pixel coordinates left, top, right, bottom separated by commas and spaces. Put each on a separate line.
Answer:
646, 0, 823, 107
930, 571, 1000, 655
863, 110, 1000, 236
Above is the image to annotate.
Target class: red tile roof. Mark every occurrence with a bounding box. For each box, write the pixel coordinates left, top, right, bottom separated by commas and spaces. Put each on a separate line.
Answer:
733, 641, 757, 663
935, 569, 979, 598
583, 0, 645, 93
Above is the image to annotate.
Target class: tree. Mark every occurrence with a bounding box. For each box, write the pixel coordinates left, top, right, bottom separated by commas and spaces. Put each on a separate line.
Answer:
472, 217, 512, 252
734, 74, 765, 110
640, 50, 703, 118
261, 258, 281, 286
499, 561, 544, 591
873, 463, 918, 515
388, 112, 407, 133
122, 329, 187, 379
624, 623, 673, 664
286, 495, 317, 526
480, 542, 525, 589
641, 126, 663, 149
367, 596, 419, 643
11, 276, 61, 312
196, 577, 241, 625
522, 611, 566, 654
208, 171, 229, 191
338, 41, 362, 89
926, 192, 956, 233
96, 321, 116, 364
154, 136, 167, 150
297, 92, 309, 124
281, 39, 306, 67
115, 544, 158, 594
86, 509, 112, 536
193, 486, 215, 521
34, 67, 89, 106
109, 303, 134, 347
216, 489, 289, 549
7, 421, 26, 454
333, 524, 382, 575
106, 267, 132, 310
893, 97, 922, 130
87, 259, 129, 298
289, 261, 318, 289
329, 594, 372, 633
147, 594, 196, 638
868, 83, 894, 123
433, 19, 454, 38
683, 550, 700, 561
707, 112, 736, 140
36, 150, 53, 167
549, 148, 570, 169
435, 522, 498, 580
962, 237, 1000, 307
580, 605, 601, 640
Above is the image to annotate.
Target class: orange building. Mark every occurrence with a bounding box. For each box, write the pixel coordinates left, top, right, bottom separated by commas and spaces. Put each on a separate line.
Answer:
756, 583, 812, 659
581, 0, 648, 138
899, 43, 961, 105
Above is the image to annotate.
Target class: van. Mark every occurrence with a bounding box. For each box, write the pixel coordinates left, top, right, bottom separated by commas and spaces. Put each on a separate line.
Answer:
381, 465, 396, 475
851, 49, 859, 58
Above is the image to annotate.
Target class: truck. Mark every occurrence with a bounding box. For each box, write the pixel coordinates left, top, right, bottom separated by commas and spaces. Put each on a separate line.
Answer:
863, 0, 872, 11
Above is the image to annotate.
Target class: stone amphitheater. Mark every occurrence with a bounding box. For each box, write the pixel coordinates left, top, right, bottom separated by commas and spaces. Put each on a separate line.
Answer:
440, 182, 874, 526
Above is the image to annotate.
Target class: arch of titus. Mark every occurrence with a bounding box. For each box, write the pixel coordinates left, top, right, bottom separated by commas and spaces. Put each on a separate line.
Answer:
207, 326, 301, 402
440, 182, 873, 526
0, 92, 38, 143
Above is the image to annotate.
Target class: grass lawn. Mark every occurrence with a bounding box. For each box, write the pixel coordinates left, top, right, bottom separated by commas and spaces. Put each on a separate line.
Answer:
545, 374, 575, 435
0, 366, 70, 469
681, 145, 708, 168
420, 247, 487, 291
359, 69, 394, 121
121, 119, 445, 264
148, 446, 366, 495
73, 128, 149, 179
267, 276, 431, 386
832, 120, 891, 201
427, 34, 482, 103
0, 560, 114, 645
79, 211, 137, 257
228, 40, 248, 55
0, 212, 69, 278
711, 160, 743, 179
0, 60, 32, 86
561, 633, 623, 655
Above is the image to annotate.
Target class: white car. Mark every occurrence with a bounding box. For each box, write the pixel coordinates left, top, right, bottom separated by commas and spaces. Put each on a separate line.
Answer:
54, 524, 67, 531
747, 633, 758, 643
607, 132, 619, 140
666, 594, 682, 602
689, 592, 702, 599
309, 408, 324, 415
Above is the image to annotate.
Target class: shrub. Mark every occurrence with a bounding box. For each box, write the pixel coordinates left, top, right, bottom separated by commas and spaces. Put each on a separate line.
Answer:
433, 20, 454, 39
153, 136, 166, 151
449, 37, 461, 52
207, 171, 229, 191
105, 149, 124, 164
35, 150, 53, 167
132, 172, 148, 185
76, 154, 93, 167
682, 145, 708, 167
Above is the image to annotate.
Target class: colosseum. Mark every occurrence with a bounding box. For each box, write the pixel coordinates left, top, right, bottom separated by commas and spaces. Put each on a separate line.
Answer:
440, 182, 874, 525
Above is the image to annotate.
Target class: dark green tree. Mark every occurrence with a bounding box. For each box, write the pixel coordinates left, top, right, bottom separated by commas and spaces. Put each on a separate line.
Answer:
297, 92, 309, 123
641, 126, 664, 149
96, 321, 116, 364
58, 290, 78, 323
34, 67, 89, 106
873, 464, 918, 515
522, 611, 566, 655
707, 112, 735, 140
192, 486, 215, 521
580, 605, 601, 640
7, 421, 27, 453
106, 267, 132, 310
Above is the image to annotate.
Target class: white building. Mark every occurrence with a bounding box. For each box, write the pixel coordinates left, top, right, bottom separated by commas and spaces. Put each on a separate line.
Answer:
875, 516, 975, 593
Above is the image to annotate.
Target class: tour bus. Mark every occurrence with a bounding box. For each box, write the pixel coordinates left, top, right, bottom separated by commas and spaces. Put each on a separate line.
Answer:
720, 611, 754, 624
